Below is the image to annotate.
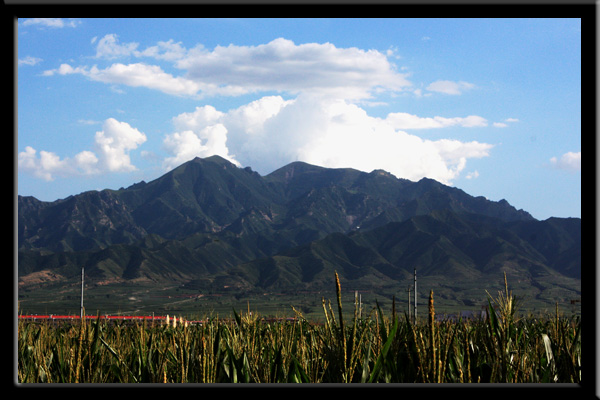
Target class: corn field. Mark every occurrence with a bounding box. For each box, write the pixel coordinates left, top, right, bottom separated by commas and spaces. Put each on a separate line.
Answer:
17, 273, 581, 383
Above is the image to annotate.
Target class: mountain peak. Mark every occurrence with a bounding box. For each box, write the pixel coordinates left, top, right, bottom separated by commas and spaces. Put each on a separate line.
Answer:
191, 154, 235, 166
370, 169, 393, 176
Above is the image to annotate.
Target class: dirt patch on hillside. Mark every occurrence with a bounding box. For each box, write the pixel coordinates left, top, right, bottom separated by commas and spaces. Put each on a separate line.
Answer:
19, 270, 65, 288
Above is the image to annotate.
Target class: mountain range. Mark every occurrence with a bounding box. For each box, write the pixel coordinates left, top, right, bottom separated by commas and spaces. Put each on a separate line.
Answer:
18, 155, 581, 307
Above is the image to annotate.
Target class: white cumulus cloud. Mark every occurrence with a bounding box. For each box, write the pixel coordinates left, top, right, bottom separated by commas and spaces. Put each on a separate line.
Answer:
94, 118, 147, 172
162, 95, 494, 185
550, 151, 581, 172
176, 38, 411, 100
18, 147, 71, 181
18, 118, 146, 180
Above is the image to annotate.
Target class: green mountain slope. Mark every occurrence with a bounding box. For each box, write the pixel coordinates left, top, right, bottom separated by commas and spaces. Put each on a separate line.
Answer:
221, 209, 580, 291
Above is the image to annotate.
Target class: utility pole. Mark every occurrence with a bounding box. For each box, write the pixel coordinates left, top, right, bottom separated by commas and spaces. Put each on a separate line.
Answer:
406, 285, 411, 321
80, 266, 84, 319
413, 268, 417, 324
355, 291, 362, 319
359, 293, 362, 319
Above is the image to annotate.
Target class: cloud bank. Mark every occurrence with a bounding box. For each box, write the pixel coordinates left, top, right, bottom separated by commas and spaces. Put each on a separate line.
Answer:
33, 36, 500, 185
44, 36, 412, 101
163, 95, 493, 185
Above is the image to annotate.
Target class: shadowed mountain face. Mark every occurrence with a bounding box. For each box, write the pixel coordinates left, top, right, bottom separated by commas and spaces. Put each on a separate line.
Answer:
18, 156, 579, 299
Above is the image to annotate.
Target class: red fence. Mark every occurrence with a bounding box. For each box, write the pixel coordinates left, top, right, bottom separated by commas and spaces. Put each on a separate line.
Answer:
18, 314, 177, 324
18, 315, 296, 325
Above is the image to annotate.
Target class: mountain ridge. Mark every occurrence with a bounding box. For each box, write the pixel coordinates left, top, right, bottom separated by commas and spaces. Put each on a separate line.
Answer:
19, 155, 535, 253
18, 155, 579, 308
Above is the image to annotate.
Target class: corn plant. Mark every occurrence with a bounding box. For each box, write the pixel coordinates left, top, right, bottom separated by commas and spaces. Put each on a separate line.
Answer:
17, 273, 582, 383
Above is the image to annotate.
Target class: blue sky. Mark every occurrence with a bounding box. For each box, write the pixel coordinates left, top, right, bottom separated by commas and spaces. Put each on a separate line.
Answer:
17, 18, 581, 220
